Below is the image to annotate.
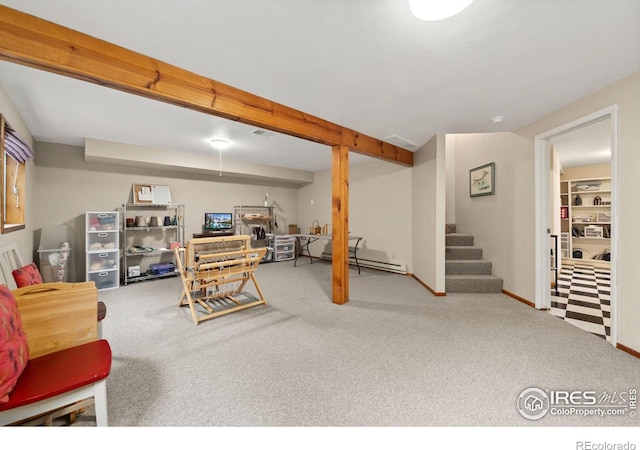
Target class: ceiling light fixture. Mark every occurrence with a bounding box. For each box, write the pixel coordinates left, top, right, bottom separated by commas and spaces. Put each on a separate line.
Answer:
409, 0, 474, 21
210, 139, 230, 150
210, 139, 230, 176
491, 116, 505, 124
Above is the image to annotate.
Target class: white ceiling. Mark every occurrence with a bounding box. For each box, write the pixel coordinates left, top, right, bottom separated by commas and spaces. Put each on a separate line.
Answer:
550, 118, 612, 169
0, 0, 639, 172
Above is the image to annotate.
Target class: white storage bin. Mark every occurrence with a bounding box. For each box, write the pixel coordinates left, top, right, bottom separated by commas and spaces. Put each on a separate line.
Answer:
37, 224, 72, 283
274, 235, 295, 261
86, 211, 120, 290
275, 251, 294, 261
88, 270, 119, 290
585, 226, 604, 238
87, 212, 118, 231
38, 248, 72, 283
87, 252, 119, 272
87, 232, 118, 251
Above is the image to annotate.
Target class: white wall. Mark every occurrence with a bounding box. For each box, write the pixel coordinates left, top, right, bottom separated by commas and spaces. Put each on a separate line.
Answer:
297, 169, 331, 241
560, 164, 610, 180
297, 158, 413, 272
445, 135, 456, 225
452, 132, 534, 299
517, 70, 640, 352
411, 134, 446, 293
34, 142, 300, 282
350, 160, 413, 270
85, 138, 314, 187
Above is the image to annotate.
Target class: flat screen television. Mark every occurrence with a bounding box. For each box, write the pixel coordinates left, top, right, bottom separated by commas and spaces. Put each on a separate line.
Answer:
204, 212, 233, 231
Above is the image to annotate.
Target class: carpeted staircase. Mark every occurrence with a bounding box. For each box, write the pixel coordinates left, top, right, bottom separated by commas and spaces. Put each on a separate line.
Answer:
445, 224, 503, 293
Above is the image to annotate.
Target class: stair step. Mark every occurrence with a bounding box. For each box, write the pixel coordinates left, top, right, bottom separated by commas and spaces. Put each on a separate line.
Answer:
445, 246, 483, 260
445, 275, 504, 293
446, 260, 493, 275
446, 223, 457, 233
445, 233, 474, 247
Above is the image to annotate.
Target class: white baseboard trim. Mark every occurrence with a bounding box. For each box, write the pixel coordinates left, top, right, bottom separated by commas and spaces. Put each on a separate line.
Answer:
320, 252, 407, 274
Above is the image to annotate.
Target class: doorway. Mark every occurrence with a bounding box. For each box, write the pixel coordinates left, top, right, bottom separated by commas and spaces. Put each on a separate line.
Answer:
548, 119, 612, 341
534, 106, 618, 346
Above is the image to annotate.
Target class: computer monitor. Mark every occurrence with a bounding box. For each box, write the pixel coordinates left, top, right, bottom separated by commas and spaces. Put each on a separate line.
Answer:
204, 212, 233, 231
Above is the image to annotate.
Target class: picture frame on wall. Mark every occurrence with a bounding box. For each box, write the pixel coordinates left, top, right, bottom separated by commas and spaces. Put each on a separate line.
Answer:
469, 162, 495, 197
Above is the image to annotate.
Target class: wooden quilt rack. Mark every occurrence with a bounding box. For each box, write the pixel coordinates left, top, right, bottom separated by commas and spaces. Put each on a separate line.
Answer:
174, 235, 267, 325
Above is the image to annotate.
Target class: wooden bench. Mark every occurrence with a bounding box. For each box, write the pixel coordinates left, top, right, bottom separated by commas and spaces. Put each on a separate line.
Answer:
0, 282, 112, 426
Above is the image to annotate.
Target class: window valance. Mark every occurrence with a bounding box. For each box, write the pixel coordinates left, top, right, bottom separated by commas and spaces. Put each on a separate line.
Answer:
4, 123, 33, 163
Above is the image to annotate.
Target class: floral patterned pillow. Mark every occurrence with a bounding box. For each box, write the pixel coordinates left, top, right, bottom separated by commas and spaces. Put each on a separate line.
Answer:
12, 263, 43, 288
0, 284, 30, 403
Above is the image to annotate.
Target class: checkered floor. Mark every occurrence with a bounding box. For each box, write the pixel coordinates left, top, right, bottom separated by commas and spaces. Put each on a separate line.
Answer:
550, 262, 611, 341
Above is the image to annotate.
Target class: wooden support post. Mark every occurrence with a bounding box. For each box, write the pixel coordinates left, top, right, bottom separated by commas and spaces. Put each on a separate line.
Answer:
332, 145, 349, 305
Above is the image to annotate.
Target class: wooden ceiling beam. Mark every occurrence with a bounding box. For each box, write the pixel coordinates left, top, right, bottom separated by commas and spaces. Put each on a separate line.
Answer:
0, 5, 413, 167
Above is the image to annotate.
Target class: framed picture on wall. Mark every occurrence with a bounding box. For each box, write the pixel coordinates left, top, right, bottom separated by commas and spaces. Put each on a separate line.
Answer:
469, 162, 495, 197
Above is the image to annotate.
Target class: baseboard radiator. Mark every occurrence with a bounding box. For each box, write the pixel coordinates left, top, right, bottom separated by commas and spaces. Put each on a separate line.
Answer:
320, 252, 407, 275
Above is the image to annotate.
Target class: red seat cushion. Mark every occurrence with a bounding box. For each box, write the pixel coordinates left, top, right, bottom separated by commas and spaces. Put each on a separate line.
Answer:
0, 339, 111, 410
12, 263, 44, 288
0, 285, 29, 403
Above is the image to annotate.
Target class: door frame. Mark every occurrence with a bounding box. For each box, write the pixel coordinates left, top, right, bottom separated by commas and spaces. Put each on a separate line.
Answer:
534, 105, 618, 346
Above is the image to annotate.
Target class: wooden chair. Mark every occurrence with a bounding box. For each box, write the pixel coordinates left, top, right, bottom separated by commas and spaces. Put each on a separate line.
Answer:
0, 341, 111, 426
174, 235, 268, 325
0, 244, 23, 290
0, 282, 111, 426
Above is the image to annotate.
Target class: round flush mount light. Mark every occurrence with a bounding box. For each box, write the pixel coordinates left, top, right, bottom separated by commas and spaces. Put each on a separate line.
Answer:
409, 0, 474, 21
210, 139, 230, 150
491, 116, 505, 124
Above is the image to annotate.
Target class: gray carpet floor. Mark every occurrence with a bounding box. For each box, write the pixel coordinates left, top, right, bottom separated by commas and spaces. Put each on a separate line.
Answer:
70, 260, 639, 427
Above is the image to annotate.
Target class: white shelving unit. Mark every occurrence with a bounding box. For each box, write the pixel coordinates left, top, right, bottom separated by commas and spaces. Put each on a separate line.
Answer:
86, 211, 120, 290
121, 203, 184, 285
234, 205, 275, 246
561, 177, 611, 264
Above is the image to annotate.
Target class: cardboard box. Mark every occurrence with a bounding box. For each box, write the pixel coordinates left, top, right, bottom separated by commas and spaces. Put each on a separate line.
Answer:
128, 265, 141, 277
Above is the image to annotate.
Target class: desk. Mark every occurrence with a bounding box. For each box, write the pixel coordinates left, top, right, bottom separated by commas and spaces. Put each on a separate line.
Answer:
193, 231, 234, 238
292, 234, 363, 274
